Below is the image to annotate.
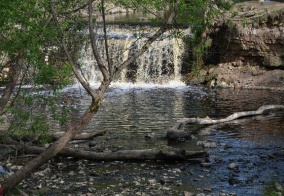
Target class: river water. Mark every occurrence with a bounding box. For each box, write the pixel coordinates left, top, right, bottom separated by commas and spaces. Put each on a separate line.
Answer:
29, 83, 284, 196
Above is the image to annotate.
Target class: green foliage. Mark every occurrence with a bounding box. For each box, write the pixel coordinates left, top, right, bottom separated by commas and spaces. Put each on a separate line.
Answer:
263, 179, 284, 196
0, 0, 51, 53
0, 0, 77, 143
7, 89, 71, 144
35, 62, 73, 89
0, 0, 77, 85
179, 0, 232, 71
242, 16, 248, 28
111, 0, 166, 11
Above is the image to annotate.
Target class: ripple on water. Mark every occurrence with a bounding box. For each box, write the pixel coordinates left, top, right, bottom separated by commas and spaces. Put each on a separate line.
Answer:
26, 86, 284, 195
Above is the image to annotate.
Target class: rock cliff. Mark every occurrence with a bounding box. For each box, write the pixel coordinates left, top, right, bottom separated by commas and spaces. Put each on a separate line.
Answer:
185, 1, 284, 90
221, 1, 284, 68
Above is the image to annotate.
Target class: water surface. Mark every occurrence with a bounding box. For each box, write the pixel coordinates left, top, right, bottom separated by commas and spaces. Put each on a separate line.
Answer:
51, 85, 284, 195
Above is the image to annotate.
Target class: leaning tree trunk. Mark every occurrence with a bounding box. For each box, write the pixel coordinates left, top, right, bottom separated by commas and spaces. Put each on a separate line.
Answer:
6, 129, 107, 143
1, 0, 181, 192
1, 84, 108, 191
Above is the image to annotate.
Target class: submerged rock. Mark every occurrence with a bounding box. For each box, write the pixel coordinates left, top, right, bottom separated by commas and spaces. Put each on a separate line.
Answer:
228, 163, 239, 170
197, 141, 217, 148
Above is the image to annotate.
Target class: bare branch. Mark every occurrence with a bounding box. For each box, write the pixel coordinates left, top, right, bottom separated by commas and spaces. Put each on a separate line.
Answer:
88, 0, 110, 81
113, 1, 179, 78
52, 130, 106, 140
101, 0, 112, 76
50, 2, 97, 99
0, 56, 23, 115
59, 0, 94, 15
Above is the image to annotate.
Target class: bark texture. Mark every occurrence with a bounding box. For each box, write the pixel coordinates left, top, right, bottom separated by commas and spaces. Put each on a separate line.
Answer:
52, 130, 107, 141
1, 143, 208, 161
0, 56, 24, 115
7, 130, 107, 143
167, 105, 284, 140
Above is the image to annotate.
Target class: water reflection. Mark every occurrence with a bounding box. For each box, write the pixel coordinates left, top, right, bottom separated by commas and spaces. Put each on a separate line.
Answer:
39, 85, 284, 195
63, 86, 284, 149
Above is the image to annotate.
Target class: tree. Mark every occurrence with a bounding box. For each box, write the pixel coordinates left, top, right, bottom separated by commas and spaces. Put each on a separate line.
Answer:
0, 0, 230, 193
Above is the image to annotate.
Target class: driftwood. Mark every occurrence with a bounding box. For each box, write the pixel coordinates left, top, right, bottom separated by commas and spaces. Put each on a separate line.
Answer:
61, 149, 207, 161
2, 137, 207, 161
52, 130, 107, 141
167, 105, 284, 140
8, 130, 107, 143
1, 143, 208, 161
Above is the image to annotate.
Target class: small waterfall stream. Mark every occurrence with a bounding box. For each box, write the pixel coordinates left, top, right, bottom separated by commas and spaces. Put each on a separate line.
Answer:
79, 25, 186, 84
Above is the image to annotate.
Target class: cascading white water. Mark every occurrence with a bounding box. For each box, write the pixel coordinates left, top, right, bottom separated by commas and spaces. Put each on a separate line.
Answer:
79, 25, 186, 85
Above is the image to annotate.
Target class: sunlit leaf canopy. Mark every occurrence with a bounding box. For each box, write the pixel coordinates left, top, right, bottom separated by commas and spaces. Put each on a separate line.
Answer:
110, 0, 231, 24
0, 0, 73, 86
0, 0, 74, 140
0, 0, 231, 67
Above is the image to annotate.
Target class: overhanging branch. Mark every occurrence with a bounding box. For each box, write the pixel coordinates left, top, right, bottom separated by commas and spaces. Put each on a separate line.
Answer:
88, 0, 110, 81
50, 2, 98, 99
113, 0, 180, 79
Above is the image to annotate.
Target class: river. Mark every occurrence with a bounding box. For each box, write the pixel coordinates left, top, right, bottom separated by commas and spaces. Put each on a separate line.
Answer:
22, 83, 284, 196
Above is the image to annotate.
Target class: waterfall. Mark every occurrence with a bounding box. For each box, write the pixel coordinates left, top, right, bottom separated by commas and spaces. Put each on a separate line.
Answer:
79, 25, 186, 85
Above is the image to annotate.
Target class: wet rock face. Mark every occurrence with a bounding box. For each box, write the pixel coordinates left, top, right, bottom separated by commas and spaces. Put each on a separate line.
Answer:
211, 2, 284, 69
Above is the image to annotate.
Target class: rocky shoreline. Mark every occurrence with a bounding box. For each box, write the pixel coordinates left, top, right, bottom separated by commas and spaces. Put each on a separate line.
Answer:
2, 120, 284, 196
184, 64, 284, 90
184, 1, 284, 91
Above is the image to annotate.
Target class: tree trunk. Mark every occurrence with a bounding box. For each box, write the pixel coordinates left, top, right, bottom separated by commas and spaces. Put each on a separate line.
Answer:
52, 130, 107, 141
37, 148, 208, 161
167, 105, 284, 140
0, 55, 24, 114
1, 143, 208, 161
1, 94, 105, 191
7, 130, 107, 143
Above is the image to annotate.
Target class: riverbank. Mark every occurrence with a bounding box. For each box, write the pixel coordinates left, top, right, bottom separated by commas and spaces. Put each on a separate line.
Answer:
183, 1, 284, 91
183, 65, 284, 91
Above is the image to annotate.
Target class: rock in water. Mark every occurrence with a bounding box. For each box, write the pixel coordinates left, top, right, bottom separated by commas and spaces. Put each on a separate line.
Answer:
228, 162, 239, 170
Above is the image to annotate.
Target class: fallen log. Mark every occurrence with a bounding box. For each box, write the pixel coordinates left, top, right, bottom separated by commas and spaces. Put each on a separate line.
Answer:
52, 130, 107, 141
7, 130, 107, 143
167, 105, 284, 140
65, 149, 208, 161
1, 143, 208, 161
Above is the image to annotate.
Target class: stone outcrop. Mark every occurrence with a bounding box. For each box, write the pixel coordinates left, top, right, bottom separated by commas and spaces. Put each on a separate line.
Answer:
185, 1, 284, 89
221, 1, 284, 69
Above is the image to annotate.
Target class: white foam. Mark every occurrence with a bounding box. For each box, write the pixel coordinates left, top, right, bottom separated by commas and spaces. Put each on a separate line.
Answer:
60, 80, 187, 93
109, 80, 186, 89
